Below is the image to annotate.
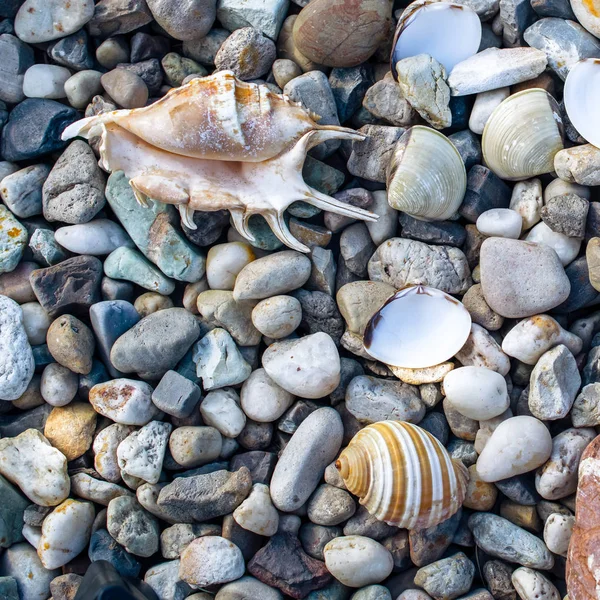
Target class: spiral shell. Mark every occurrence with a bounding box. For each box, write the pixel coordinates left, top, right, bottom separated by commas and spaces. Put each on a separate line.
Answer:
63, 70, 334, 163
337, 421, 469, 529
482, 88, 564, 181
386, 126, 466, 221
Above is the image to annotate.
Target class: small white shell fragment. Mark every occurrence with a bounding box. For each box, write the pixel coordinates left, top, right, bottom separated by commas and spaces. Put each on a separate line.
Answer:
391, 1, 481, 74
476, 208, 523, 239
38, 499, 95, 569
363, 285, 472, 369
476, 416, 552, 482
443, 366, 510, 420
323, 535, 394, 588
501, 314, 583, 365
469, 87, 510, 135
525, 222, 581, 266
564, 58, 600, 150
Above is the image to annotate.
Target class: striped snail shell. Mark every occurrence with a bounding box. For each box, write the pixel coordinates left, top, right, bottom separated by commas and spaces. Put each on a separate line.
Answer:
336, 421, 469, 530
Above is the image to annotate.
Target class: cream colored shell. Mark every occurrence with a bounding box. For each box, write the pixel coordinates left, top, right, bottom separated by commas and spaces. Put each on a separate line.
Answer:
482, 89, 564, 181
337, 421, 469, 530
386, 126, 466, 221
62, 71, 378, 253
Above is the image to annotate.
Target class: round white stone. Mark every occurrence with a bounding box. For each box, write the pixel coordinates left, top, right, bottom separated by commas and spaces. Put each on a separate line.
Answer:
476, 208, 523, 239
233, 483, 279, 536
38, 499, 95, 569
240, 368, 294, 422
469, 87, 510, 135
55, 220, 134, 255
526, 222, 580, 266
199, 388, 246, 438
543, 513, 574, 557
323, 535, 394, 588
20, 302, 50, 346
511, 567, 560, 600
206, 242, 255, 291
476, 416, 552, 482
443, 366, 510, 420
23, 65, 71, 99
251, 295, 303, 339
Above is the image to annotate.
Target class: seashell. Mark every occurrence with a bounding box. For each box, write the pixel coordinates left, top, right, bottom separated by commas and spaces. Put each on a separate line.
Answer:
62, 71, 377, 253
482, 88, 564, 181
336, 420, 469, 529
390, 0, 481, 78
386, 126, 466, 221
363, 284, 472, 368
564, 58, 600, 150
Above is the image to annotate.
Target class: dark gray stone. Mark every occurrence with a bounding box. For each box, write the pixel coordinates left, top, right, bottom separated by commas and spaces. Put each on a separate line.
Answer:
449, 96, 473, 131
237, 419, 273, 450
414, 552, 475, 600
459, 165, 512, 223
182, 209, 232, 247
343, 505, 398, 540
409, 508, 462, 567
482, 560, 517, 600
152, 370, 201, 418
88, 529, 141, 578
294, 289, 345, 345
554, 256, 600, 313
0, 33, 33, 104
299, 523, 342, 560
494, 474, 540, 506
531, 0, 576, 20
329, 65, 373, 123
130, 32, 170, 63
90, 300, 141, 378
221, 513, 264, 562
78, 359, 109, 400
48, 30, 94, 71
418, 411, 450, 445
0, 403, 52, 437
230, 451, 278, 485
330, 358, 364, 406
499, 0, 537, 46
116, 59, 163, 95
1, 99, 77, 162
448, 130, 483, 170
540, 192, 589, 237
399, 213, 467, 247
0, 474, 28, 548
88, 0, 153, 37
278, 400, 319, 434
101, 276, 135, 302
585, 201, 600, 242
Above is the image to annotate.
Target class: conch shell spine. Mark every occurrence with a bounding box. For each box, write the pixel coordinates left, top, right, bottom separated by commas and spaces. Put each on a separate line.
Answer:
337, 421, 468, 530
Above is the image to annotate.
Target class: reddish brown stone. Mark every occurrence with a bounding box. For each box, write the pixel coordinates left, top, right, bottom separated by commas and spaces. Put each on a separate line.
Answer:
248, 533, 332, 598
567, 434, 600, 600
292, 0, 392, 68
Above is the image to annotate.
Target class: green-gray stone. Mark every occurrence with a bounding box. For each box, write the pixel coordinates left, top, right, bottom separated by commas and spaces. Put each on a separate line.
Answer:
306, 580, 351, 600
104, 247, 175, 295
0, 205, 27, 274
105, 171, 205, 283
0, 577, 18, 600
28, 228, 68, 266
288, 201, 321, 219
351, 585, 392, 600
161, 52, 207, 87
303, 156, 345, 196
0, 474, 29, 548
245, 214, 283, 251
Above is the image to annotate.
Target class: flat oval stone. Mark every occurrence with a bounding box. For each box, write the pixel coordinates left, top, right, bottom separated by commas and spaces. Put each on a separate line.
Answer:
22, 64, 71, 99
55, 220, 133, 255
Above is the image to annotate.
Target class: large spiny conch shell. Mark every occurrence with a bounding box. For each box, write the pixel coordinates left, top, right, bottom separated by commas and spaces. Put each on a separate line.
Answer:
482, 88, 564, 181
564, 58, 600, 150
391, 0, 481, 78
337, 421, 469, 529
386, 126, 466, 221
364, 285, 472, 368
61, 70, 377, 253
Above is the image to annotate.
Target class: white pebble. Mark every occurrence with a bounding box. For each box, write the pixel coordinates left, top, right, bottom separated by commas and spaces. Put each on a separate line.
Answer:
38, 499, 95, 569
476, 416, 552, 482
206, 242, 255, 290
20, 302, 50, 346
443, 366, 509, 420
456, 323, 511, 375
251, 295, 303, 339
55, 219, 133, 255
543, 513, 574, 557
23, 64, 71, 99
511, 567, 560, 600
22, 523, 41, 549
40, 362, 78, 407
476, 208, 522, 239
323, 535, 394, 588
240, 368, 294, 422
233, 483, 279, 536
199, 388, 246, 438
526, 222, 580, 266
469, 87, 510, 135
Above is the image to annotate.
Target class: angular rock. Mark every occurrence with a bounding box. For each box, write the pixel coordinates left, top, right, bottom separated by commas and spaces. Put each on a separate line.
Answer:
44, 403, 97, 461
540, 193, 589, 238
414, 553, 475, 600
107, 496, 159, 557
88, 0, 153, 37
147, 0, 216, 40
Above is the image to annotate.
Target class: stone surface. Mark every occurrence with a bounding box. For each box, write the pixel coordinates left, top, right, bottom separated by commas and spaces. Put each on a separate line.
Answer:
152, 370, 201, 419
44, 403, 97, 461
217, 0, 287, 39
148, 0, 216, 40
0, 33, 34, 104
348, 125, 405, 182
107, 496, 159, 557
414, 553, 475, 600
540, 193, 589, 238
0, 165, 49, 219
555, 144, 600, 186
233, 482, 279, 535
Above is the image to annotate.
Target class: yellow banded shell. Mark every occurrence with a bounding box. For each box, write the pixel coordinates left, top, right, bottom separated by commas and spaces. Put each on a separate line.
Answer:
337, 421, 469, 530
386, 126, 467, 221
482, 88, 564, 181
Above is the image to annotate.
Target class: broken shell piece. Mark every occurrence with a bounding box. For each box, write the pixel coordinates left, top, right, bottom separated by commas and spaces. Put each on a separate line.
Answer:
564, 59, 600, 150
391, 1, 481, 77
336, 420, 469, 529
363, 284, 472, 368
482, 88, 564, 181
387, 126, 466, 221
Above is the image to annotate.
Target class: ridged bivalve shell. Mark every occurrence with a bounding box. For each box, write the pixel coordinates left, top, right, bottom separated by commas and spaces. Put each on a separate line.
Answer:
336, 420, 469, 529
387, 126, 467, 221
564, 58, 600, 150
364, 285, 472, 368
390, 0, 481, 77
482, 88, 564, 181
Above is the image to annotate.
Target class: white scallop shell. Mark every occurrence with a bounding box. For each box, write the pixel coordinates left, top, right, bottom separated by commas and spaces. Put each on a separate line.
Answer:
482, 88, 564, 181
391, 0, 481, 76
564, 58, 600, 150
363, 285, 472, 368
386, 126, 467, 221
336, 420, 469, 529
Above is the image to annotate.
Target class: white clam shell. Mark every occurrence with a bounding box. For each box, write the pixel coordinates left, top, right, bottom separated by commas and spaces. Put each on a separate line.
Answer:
391, 1, 481, 75
387, 126, 467, 221
482, 89, 564, 181
564, 58, 600, 150
336, 421, 469, 529
363, 284, 472, 368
